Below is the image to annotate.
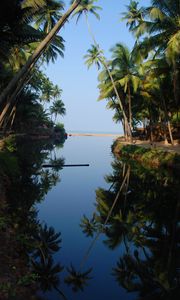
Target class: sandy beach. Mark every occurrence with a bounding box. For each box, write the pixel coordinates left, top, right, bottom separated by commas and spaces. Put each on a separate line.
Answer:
67, 132, 123, 137
67, 133, 180, 154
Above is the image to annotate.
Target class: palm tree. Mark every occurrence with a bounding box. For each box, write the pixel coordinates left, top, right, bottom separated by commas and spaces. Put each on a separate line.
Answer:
34, 224, 62, 260
147, 58, 175, 144
80, 213, 98, 237
111, 43, 140, 131
50, 99, 66, 123
0, 0, 81, 126
84, 44, 103, 69
72, 0, 132, 140
32, 256, 66, 299
97, 69, 126, 129
121, 1, 143, 33
65, 264, 92, 292
34, 0, 64, 33
71, 0, 102, 43
71, 0, 102, 21
33, 0, 65, 64
52, 84, 62, 99
84, 45, 132, 140
0, 1, 44, 74
123, 0, 180, 104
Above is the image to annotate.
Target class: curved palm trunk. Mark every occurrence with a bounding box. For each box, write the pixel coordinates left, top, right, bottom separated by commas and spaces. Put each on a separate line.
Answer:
0, 60, 45, 129
84, 12, 132, 142
0, 0, 81, 108
80, 165, 131, 270
85, 12, 97, 46
102, 59, 132, 141
0, 71, 29, 128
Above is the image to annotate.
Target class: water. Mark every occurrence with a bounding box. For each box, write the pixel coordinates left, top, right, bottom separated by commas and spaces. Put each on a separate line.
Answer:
0, 135, 179, 300
67, 130, 123, 135
37, 136, 130, 300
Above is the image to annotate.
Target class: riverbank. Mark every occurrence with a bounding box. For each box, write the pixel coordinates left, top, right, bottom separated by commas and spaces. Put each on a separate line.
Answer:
112, 136, 180, 153
112, 138, 180, 169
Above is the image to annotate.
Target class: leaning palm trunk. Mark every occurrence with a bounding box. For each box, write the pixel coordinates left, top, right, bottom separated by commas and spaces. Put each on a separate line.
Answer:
0, 55, 43, 128
0, 59, 46, 129
80, 164, 131, 270
0, 0, 81, 111
103, 60, 132, 141
84, 12, 132, 141
0, 71, 29, 128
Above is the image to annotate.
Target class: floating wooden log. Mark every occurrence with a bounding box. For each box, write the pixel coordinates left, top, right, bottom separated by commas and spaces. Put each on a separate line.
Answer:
42, 164, 89, 168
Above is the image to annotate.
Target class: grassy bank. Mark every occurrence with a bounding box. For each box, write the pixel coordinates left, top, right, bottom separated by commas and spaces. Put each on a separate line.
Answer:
112, 139, 180, 169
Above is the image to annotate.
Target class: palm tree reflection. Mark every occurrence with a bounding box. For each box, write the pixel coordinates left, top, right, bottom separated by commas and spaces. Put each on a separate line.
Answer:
80, 158, 180, 299
65, 264, 92, 292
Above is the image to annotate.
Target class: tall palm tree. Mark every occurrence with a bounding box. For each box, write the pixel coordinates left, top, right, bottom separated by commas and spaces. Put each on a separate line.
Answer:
0, 0, 81, 126
71, 0, 102, 43
71, 0, 102, 21
111, 43, 140, 131
50, 99, 66, 123
84, 45, 132, 140
71, 0, 132, 140
97, 69, 126, 130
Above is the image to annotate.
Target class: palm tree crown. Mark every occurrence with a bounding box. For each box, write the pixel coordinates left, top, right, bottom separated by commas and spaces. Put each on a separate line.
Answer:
84, 44, 104, 69
123, 0, 180, 65
71, 0, 102, 23
50, 99, 66, 123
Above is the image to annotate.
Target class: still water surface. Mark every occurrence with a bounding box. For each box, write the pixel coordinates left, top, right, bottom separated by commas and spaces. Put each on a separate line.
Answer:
37, 136, 131, 300
0, 135, 179, 299
36, 135, 179, 300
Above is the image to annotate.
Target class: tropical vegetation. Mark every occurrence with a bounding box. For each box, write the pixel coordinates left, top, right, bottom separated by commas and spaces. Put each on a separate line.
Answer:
83, 0, 180, 143
1, 1, 178, 143
0, 0, 81, 135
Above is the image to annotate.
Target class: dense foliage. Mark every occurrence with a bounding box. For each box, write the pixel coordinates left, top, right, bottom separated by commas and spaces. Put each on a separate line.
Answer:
0, 0, 66, 134
83, 0, 180, 143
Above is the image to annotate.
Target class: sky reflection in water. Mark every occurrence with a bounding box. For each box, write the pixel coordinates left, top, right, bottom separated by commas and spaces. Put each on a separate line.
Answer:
37, 136, 133, 300
36, 136, 179, 300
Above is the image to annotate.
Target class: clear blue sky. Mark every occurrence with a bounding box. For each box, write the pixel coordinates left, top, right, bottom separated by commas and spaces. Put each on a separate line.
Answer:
46, 0, 149, 133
